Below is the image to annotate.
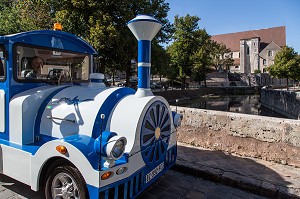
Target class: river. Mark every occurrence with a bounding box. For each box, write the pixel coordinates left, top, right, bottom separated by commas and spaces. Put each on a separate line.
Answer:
171, 94, 287, 119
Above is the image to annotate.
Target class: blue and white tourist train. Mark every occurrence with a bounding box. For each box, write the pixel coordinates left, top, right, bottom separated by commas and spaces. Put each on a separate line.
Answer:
0, 15, 182, 198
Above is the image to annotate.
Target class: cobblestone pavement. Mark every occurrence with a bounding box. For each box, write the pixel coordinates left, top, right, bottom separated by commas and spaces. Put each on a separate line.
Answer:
137, 170, 266, 199
0, 170, 265, 199
176, 142, 300, 199
0, 174, 43, 199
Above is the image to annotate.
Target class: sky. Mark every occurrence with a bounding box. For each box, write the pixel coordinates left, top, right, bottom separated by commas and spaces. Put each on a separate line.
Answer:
165, 0, 300, 53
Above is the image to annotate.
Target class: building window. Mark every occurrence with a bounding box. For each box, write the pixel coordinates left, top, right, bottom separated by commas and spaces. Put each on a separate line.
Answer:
268, 50, 273, 56
246, 46, 249, 54
263, 59, 267, 65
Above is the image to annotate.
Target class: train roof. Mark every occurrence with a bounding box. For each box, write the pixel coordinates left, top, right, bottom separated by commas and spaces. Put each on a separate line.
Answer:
0, 30, 97, 55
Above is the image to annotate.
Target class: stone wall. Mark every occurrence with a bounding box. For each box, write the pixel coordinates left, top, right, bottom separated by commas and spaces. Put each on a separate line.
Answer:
173, 106, 300, 167
239, 73, 289, 87
261, 88, 300, 119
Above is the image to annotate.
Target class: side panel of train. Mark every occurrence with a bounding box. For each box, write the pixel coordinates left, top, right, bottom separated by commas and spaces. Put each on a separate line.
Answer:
0, 85, 178, 198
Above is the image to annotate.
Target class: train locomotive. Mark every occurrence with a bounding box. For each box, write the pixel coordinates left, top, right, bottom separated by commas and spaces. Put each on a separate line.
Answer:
0, 15, 182, 198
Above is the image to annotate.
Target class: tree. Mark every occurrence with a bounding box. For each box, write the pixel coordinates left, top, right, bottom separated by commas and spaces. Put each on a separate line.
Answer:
267, 46, 300, 87
54, 0, 172, 85
168, 14, 219, 88
287, 58, 300, 88
254, 69, 261, 74
0, 0, 172, 84
151, 43, 170, 81
168, 15, 203, 89
0, 0, 52, 35
191, 29, 213, 86
211, 42, 234, 71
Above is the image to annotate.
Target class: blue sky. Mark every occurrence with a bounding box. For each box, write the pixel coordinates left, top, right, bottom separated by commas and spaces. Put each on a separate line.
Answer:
165, 0, 300, 53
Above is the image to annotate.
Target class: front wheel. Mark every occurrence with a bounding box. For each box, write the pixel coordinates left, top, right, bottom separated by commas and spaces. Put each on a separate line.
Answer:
45, 161, 88, 199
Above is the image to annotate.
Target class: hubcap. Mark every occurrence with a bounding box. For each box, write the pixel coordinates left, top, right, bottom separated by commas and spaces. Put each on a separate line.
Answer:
155, 127, 161, 139
51, 172, 80, 199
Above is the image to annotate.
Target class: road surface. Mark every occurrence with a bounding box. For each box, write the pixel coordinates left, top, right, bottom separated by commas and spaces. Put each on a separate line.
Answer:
0, 170, 266, 199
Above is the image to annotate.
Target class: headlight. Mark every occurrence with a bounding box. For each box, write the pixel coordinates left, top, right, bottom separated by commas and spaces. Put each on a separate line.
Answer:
174, 113, 183, 127
93, 131, 127, 168
111, 138, 126, 159
106, 136, 127, 160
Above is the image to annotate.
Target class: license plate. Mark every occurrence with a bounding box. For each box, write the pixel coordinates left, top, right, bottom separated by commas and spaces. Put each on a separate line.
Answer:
145, 162, 164, 183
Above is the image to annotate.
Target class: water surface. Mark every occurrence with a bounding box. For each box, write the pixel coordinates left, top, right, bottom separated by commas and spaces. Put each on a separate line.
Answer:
172, 94, 286, 118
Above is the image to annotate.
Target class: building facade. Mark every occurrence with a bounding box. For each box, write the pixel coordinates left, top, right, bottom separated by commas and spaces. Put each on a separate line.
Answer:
212, 26, 286, 73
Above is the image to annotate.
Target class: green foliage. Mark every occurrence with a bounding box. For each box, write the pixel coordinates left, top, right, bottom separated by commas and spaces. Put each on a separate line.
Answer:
0, 0, 52, 35
0, 0, 172, 81
167, 14, 216, 88
52, 0, 171, 80
211, 41, 234, 71
191, 29, 213, 84
267, 46, 300, 86
254, 69, 261, 74
167, 15, 200, 88
151, 43, 170, 79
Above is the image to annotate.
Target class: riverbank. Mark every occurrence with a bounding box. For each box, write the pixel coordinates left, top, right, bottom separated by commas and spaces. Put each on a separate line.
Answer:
261, 88, 300, 119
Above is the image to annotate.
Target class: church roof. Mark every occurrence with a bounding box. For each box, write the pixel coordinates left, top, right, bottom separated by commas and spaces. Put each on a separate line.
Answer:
211, 26, 286, 51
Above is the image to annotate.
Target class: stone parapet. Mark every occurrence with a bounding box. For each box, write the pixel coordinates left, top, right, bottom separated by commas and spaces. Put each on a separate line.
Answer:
173, 106, 300, 167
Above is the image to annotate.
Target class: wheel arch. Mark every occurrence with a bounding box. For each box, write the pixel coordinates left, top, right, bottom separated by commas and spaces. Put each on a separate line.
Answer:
38, 156, 75, 191
43, 158, 89, 199
30, 139, 99, 191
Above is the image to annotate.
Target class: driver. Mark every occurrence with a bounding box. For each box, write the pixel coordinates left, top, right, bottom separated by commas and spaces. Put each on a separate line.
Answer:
26, 56, 43, 79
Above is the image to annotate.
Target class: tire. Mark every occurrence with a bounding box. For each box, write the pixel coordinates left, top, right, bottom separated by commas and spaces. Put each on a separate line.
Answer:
45, 160, 88, 199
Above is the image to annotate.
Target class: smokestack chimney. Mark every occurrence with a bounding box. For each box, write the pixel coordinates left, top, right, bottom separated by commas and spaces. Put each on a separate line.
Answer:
127, 15, 162, 97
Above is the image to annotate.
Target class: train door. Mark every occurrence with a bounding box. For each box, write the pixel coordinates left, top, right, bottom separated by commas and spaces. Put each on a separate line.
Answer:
0, 45, 6, 133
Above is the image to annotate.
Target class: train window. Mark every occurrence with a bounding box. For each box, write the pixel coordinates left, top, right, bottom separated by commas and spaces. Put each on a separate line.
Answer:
0, 46, 5, 81
15, 44, 90, 83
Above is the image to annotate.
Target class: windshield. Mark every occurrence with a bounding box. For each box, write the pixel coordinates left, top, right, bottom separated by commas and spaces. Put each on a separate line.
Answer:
15, 44, 90, 83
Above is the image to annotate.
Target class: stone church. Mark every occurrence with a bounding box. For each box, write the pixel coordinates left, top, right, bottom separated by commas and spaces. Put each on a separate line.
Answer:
212, 26, 286, 74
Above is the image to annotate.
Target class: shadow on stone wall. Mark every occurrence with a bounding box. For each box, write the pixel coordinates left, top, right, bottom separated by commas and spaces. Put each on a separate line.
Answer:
177, 125, 300, 168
